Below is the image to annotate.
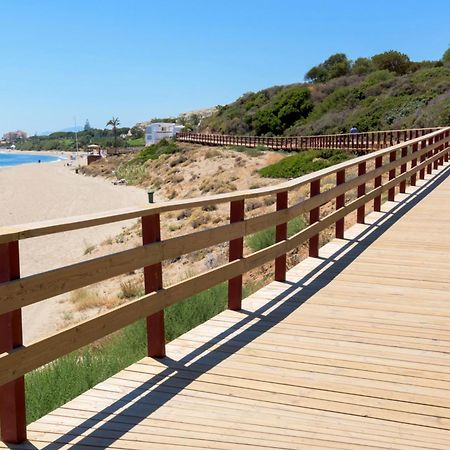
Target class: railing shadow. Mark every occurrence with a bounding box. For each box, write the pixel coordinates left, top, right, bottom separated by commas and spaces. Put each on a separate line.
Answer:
12, 164, 449, 449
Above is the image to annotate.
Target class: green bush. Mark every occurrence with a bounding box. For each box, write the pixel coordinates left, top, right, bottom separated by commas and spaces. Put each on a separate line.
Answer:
259, 149, 352, 179
246, 217, 307, 252
135, 139, 179, 162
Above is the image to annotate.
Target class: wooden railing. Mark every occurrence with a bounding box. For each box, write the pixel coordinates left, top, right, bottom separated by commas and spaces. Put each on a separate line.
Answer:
177, 127, 442, 151
0, 128, 449, 443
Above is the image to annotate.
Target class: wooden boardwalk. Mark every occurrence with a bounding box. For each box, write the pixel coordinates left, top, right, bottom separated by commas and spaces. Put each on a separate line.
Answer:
3, 165, 448, 448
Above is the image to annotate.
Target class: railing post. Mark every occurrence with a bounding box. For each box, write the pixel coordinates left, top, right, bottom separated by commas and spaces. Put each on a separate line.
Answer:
228, 199, 244, 310
445, 131, 449, 163
0, 241, 26, 444
357, 162, 366, 223
410, 143, 418, 186
374, 155, 383, 211
433, 135, 440, 170
142, 214, 165, 358
309, 180, 321, 257
427, 136, 434, 174
275, 191, 288, 282
335, 170, 345, 238
419, 139, 427, 179
388, 150, 396, 201
399, 146, 408, 193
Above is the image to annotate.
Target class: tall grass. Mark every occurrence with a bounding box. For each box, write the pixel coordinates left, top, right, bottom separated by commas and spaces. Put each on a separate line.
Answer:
246, 216, 307, 252
26, 282, 259, 423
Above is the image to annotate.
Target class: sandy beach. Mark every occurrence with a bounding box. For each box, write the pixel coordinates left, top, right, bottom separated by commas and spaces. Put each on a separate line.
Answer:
0, 159, 148, 343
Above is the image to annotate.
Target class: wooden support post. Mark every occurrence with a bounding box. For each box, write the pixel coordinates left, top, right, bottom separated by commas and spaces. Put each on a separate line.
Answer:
374, 156, 383, 211
309, 180, 320, 257
445, 131, 449, 163
433, 136, 439, 170
410, 143, 418, 186
357, 162, 366, 223
419, 139, 427, 179
427, 136, 433, 174
142, 214, 165, 358
399, 146, 408, 193
275, 191, 288, 282
335, 170, 345, 238
388, 151, 396, 201
228, 200, 244, 310
0, 241, 26, 444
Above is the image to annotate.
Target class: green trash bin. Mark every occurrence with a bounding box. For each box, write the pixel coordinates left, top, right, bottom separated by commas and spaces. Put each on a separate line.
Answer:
147, 190, 155, 204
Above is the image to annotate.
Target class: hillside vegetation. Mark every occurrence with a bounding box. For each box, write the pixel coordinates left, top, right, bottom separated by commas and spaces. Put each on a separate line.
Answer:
201, 49, 450, 136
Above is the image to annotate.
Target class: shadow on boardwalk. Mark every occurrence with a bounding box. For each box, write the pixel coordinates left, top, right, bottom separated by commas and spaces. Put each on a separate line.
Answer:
14, 165, 450, 450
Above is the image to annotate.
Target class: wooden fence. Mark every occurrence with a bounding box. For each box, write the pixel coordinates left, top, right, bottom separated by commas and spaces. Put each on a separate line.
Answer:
0, 128, 449, 443
177, 127, 442, 151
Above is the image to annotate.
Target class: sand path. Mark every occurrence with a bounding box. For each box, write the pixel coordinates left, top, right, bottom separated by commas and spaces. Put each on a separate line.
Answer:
0, 159, 148, 343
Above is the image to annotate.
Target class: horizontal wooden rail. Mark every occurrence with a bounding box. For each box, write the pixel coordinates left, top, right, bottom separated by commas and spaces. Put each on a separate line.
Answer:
177, 127, 443, 151
0, 126, 449, 443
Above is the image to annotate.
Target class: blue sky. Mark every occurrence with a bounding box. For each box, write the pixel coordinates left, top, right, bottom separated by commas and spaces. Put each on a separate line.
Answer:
1, 0, 449, 135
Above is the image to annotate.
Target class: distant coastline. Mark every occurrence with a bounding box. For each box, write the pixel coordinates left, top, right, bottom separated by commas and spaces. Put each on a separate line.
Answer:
0, 150, 65, 168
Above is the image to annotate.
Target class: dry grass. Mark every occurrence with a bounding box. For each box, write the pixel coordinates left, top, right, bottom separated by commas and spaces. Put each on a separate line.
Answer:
119, 279, 143, 299
83, 242, 96, 255
199, 177, 237, 194
190, 211, 210, 229
70, 288, 124, 312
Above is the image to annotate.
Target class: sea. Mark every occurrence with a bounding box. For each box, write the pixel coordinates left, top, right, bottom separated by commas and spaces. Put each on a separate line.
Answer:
0, 151, 63, 168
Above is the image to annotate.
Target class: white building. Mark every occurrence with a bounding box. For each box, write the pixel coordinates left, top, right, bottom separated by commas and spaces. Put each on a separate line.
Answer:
145, 123, 184, 146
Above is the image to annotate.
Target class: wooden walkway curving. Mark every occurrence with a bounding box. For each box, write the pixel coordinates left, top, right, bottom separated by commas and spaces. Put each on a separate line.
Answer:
3, 164, 448, 448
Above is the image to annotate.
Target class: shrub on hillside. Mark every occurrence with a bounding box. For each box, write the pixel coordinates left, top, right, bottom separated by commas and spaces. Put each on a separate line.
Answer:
371, 51, 411, 75
259, 149, 352, 179
135, 139, 179, 163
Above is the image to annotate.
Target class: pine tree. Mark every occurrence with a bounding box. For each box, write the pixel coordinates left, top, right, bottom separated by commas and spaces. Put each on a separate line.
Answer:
84, 119, 91, 131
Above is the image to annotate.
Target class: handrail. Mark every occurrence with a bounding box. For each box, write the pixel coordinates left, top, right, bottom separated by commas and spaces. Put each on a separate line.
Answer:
0, 127, 449, 443
0, 127, 448, 244
177, 127, 443, 151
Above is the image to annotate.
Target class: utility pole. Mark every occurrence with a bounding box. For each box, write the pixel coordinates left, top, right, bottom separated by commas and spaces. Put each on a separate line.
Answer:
74, 117, 79, 168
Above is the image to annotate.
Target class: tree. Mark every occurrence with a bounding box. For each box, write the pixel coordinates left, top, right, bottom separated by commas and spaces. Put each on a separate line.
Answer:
442, 47, 450, 66
352, 57, 373, 75
305, 53, 351, 83
84, 119, 91, 131
130, 126, 144, 139
106, 116, 120, 148
371, 51, 411, 75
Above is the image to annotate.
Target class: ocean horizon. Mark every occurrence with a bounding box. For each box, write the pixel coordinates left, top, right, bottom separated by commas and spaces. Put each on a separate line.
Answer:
0, 151, 63, 168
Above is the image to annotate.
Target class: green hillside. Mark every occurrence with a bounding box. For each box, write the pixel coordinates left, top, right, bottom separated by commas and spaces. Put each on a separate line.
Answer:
200, 50, 450, 136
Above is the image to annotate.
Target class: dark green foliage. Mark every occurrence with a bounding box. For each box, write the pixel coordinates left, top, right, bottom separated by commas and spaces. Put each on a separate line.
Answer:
352, 57, 373, 75
202, 50, 450, 137
305, 53, 352, 83
15, 126, 144, 151
134, 139, 179, 162
203, 86, 312, 136
442, 48, 450, 65
259, 149, 352, 179
246, 217, 307, 252
371, 51, 411, 75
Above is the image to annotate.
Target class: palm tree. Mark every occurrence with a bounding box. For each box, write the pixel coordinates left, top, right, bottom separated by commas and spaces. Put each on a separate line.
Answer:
106, 116, 120, 148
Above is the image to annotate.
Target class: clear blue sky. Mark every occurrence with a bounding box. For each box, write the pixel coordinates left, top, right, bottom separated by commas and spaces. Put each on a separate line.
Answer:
1, 0, 449, 135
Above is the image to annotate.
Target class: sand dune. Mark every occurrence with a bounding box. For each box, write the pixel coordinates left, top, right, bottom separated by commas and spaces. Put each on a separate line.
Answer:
0, 159, 147, 343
